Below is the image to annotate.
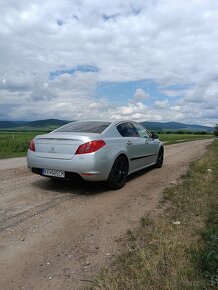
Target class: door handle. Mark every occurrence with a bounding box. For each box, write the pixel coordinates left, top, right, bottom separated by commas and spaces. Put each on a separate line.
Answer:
127, 141, 132, 145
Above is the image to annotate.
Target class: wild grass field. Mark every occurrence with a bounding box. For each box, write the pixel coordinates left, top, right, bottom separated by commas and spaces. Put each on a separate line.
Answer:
158, 133, 213, 144
0, 131, 46, 159
90, 140, 218, 290
0, 131, 213, 159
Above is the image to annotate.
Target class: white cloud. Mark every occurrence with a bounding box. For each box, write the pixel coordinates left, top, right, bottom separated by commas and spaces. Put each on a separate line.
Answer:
185, 74, 218, 104
134, 88, 149, 102
154, 99, 169, 109
0, 0, 218, 126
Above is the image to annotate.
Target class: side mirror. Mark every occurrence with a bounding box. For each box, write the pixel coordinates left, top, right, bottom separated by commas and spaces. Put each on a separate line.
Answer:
151, 132, 158, 139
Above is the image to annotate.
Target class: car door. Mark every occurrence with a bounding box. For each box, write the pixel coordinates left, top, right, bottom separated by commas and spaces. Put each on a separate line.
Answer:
131, 122, 159, 167
116, 122, 150, 172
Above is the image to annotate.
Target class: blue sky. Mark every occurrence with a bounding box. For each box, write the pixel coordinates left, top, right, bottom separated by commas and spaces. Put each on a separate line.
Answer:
0, 0, 217, 126
50, 66, 191, 109
49, 65, 99, 79
96, 80, 190, 104
96, 80, 157, 104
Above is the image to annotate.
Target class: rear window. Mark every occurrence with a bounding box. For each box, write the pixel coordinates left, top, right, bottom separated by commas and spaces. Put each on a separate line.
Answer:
54, 121, 111, 134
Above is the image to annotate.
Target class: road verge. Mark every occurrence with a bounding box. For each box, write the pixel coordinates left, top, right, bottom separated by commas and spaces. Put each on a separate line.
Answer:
90, 140, 218, 289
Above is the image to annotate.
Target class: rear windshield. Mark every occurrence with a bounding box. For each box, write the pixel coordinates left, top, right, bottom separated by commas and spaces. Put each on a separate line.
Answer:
54, 121, 111, 134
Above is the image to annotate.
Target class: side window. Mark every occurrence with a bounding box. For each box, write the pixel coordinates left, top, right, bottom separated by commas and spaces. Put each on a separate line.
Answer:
132, 123, 150, 138
117, 122, 139, 137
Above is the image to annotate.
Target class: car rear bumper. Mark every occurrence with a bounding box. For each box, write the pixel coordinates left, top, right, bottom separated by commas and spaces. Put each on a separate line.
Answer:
27, 150, 112, 181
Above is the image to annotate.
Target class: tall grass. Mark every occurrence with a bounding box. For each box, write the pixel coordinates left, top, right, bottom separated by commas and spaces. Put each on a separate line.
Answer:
192, 200, 218, 287
0, 132, 40, 158
90, 141, 218, 290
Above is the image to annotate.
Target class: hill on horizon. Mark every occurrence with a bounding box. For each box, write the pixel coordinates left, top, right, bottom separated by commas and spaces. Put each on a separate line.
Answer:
0, 119, 69, 130
140, 121, 213, 133
0, 119, 214, 132
27, 119, 69, 128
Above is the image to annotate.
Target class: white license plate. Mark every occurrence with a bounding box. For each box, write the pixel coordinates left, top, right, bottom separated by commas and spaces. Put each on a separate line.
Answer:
42, 169, 65, 178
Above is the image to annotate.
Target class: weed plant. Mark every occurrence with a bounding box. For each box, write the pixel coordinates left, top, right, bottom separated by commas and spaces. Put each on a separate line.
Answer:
90, 141, 218, 290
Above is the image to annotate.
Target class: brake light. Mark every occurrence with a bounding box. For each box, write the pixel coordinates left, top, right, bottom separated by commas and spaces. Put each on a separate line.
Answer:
75, 140, 105, 154
29, 139, 35, 152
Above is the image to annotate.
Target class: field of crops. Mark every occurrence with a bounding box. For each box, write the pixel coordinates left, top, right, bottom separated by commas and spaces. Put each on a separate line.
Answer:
0, 131, 213, 159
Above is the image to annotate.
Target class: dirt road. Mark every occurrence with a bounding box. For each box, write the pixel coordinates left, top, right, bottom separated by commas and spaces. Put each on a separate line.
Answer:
0, 157, 26, 170
0, 140, 212, 290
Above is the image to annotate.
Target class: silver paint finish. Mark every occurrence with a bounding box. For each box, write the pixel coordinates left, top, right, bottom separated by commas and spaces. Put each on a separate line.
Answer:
27, 120, 163, 182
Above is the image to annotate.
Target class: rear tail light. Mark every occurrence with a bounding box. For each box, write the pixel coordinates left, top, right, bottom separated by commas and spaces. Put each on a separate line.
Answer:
29, 139, 35, 152
75, 140, 105, 154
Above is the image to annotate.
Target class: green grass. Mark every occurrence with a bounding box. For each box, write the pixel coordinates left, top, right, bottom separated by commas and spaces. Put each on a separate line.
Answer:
192, 201, 218, 287
0, 131, 44, 159
159, 133, 213, 144
90, 140, 218, 290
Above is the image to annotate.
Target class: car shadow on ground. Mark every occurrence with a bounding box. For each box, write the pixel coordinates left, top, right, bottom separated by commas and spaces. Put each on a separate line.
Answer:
127, 165, 156, 182
31, 165, 157, 196
32, 176, 109, 196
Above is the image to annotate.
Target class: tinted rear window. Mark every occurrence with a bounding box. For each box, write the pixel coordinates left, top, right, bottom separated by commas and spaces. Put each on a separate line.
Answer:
117, 122, 139, 137
54, 121, 111, 134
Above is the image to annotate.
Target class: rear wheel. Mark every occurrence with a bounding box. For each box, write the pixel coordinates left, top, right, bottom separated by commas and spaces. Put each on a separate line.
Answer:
106, 156, 128, 190
155, 147, 164, 168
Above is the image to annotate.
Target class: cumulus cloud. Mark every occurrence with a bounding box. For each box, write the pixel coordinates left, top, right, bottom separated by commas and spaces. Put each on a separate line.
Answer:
154, 99, 169, 109
111, 102, 147, 120
185, 74, 218, 104
0, 0, 218, 125
134, 89, 150, 102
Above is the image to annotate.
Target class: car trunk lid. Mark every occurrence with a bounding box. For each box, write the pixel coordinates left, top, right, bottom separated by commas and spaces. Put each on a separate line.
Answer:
34, 132, 99, 160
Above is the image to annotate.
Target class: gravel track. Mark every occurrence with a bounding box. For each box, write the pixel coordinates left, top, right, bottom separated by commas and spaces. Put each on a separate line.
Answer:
0, 139, 212, 290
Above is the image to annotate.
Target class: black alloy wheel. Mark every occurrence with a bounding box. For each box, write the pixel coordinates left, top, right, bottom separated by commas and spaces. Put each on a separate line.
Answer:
106, 156, 128, 190
155, 147, 164, 168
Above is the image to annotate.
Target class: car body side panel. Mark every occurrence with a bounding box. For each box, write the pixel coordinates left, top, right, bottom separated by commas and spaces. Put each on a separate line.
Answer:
120, 137, 160, 174
123, 137, 148, 172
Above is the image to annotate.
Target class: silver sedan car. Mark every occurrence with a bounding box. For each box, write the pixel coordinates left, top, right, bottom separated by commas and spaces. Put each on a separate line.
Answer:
27, 120, 164, 189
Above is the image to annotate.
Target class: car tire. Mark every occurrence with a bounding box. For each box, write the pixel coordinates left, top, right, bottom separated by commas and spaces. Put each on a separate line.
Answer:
106, 155, 128, 190
155, 147, 164, 168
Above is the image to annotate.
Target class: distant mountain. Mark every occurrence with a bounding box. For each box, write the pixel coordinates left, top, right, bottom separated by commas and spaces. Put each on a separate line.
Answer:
140, 121, 213, 132
26, 119, 69, 128
0, 121, 28, 129
0, 119, 70, 129
0, 119, 214, 132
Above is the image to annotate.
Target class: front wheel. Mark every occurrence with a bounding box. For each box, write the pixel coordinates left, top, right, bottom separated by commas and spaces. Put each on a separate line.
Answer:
106, 156, 128, 190
155, 147, 164, 168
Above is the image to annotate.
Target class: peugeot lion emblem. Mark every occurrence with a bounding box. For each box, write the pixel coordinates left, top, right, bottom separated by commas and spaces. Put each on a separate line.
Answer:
50, 146, 55, 152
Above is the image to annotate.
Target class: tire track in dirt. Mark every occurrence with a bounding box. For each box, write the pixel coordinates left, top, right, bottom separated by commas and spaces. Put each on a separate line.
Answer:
0, 139, 213, 290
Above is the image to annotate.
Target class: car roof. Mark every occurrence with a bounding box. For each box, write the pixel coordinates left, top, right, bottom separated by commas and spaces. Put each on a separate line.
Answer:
71, 119, 138, 125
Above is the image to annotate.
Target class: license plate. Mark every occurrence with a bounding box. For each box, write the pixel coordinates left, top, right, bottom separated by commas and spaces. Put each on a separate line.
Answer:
42, 169, 65, 178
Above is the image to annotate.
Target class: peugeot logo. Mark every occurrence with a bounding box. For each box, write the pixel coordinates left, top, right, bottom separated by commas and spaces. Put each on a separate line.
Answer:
50, 146, 55, 152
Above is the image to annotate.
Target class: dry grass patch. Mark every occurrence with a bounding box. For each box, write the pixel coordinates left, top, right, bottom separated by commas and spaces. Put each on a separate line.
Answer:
90, 141, 218, 290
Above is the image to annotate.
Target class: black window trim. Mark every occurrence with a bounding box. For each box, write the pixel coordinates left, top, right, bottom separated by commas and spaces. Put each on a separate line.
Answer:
116, 121, 140, 138
131, 122, 152, 138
